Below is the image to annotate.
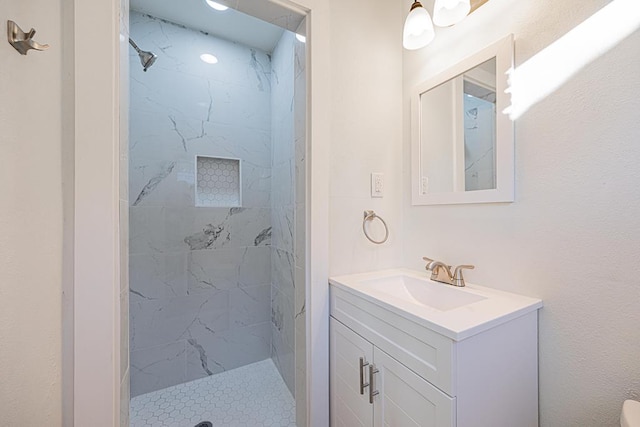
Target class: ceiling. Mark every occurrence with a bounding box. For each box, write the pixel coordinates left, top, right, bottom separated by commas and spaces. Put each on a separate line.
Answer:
130, 0, 285, 52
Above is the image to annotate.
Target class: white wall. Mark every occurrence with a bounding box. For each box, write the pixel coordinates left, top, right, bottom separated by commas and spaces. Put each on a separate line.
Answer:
328, 0, 404, 276
403, 0, 640, 425
0, 0, 63, 425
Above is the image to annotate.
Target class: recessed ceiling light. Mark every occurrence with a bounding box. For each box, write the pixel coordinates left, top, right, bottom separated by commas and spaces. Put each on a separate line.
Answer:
200, 53, 219, 64
205, 0, 229, 11
295, 33, 306, 43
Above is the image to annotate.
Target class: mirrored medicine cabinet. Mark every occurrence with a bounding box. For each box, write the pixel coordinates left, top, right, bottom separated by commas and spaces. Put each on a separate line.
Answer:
411, 34, 515, 205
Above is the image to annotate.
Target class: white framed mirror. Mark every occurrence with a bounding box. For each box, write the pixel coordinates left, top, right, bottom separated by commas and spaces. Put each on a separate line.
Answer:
411, 35, 514, 205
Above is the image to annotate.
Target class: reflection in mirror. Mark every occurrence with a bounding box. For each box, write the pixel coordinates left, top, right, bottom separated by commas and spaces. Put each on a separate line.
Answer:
463, 59, 496, 191
419, 58, 496, 194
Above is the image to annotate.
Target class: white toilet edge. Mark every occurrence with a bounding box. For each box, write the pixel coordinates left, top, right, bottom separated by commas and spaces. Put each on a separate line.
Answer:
621, 400, 640, 427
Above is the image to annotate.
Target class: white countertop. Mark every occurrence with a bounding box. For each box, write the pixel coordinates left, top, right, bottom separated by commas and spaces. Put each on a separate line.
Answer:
329, 268, 543, 341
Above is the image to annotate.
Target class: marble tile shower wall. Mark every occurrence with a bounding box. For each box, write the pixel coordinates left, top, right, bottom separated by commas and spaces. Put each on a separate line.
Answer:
270, 31, 296, 395
129, 12, 274, 397
293, 23, 307, 427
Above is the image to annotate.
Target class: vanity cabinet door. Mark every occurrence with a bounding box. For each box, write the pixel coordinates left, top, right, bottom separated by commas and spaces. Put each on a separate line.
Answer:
372, 347, 456, 427
330, 318, 374, 427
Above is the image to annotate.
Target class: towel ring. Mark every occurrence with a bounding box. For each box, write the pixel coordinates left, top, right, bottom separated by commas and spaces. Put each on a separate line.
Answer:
362, 210, 389, 245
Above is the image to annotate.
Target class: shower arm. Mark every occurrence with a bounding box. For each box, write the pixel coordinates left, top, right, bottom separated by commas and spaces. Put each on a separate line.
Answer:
129, 37, 142, 54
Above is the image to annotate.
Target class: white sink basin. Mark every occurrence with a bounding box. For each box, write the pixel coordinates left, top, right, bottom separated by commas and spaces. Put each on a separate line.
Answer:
360, 275, 486, 311
330, 268, 543, 340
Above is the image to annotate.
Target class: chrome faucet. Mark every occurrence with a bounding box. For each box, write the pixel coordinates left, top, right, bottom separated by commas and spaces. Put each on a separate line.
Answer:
423, 257, 475, 287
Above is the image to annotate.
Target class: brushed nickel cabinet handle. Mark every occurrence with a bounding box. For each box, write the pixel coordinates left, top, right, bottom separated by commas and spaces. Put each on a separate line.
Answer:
359, 357, 370, 395
369, 364, 379, 404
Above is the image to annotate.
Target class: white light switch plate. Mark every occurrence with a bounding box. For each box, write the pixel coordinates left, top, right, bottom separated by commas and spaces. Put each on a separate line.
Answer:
371, 173, 384, 198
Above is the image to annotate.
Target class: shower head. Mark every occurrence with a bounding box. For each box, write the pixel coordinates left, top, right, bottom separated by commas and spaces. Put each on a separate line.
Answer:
129, 38, 157, 72
138, 50, 158, 72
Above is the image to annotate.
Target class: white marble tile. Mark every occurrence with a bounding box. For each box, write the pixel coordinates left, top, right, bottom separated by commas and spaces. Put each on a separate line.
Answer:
187, 247, 271, 294
131, 67, 212, 123
131, 341, 187, 397
242, 163, 271, 208
130, 12, 273, 89
230, 0, 305, 32
271, 286, 294, 351
185, 322, 271, 381
271, 322, 295, 395
130, 252, 188, 301
129, 109, 194, 162
294, 28, 306, 78
186, 207, 271, 251
272, 204, 294, 253
295, 136, 306, 200
198, 122, 271, 168
229, 284, 271, 328
130, 158, 194, 208
295, 203, 305, 267
120, 369, 130, 427
272, 248, 294, 297
130, 207, 271, 255
271, 160, 294, 206
130, 290, 229, 351
130, 359, 295, 427
131, 15, 273, 90
269, 31, 296, 391
131, 76, 271, 136
129, 206, 163, 255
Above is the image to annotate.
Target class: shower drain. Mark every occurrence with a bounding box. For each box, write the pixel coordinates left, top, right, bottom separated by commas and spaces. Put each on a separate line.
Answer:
194, 422, 213, 427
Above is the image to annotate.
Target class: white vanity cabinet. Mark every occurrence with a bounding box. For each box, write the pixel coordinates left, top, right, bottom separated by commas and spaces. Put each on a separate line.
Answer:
329, 274, 541, 427
331, 318, 455, 427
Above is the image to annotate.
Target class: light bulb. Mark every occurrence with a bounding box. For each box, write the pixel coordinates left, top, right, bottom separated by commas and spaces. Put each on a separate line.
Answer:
205, 0, 229, 11
433, 0, 470, 27
403, 2, 435, 50
200, 53, 218, 64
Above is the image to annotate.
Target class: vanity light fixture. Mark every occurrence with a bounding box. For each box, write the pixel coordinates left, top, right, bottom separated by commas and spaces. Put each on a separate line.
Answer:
205, 0, 229, 11
200, 53, 219, 64
403, 1, 435, 50
404, 0, 476, 50
433, 0, 471, 27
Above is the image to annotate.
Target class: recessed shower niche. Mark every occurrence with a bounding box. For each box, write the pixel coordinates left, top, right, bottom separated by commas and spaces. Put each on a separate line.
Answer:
195, 156, 241, 207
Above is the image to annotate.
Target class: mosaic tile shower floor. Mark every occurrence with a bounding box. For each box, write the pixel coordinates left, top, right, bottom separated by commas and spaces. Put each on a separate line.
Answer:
130, 359, 296, 427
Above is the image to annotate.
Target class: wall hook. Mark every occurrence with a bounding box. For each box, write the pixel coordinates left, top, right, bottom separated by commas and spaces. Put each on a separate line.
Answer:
7, 20, 49, 55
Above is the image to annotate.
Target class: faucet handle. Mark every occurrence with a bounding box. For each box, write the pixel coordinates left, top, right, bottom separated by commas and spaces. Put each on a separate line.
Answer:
452, 265, 475, 287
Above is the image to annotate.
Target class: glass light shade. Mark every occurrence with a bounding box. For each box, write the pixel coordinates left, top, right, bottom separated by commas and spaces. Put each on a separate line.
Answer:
403, 3, 435, 50
433, 0, 471, 27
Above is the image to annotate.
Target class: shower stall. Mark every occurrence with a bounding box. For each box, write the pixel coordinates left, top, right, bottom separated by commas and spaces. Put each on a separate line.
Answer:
126, 2, 307, 425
